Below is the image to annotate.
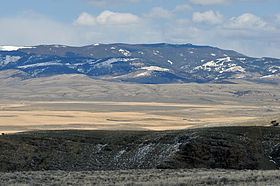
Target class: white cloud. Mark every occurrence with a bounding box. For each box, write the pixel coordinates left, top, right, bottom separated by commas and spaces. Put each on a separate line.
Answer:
1, 10, 280, 58
190, 0, 229, 5
226, 13, 268, 30
192, 10, 223, 24
96, 11, 140, 25
75, 11, 140, 26
75, 12, 96, 26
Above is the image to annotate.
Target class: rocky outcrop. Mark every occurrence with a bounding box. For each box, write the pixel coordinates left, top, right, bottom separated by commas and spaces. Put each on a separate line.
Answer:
0, 126, 280, 172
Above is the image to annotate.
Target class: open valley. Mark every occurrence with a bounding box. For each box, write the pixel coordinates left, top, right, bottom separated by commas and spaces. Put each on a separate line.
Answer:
0, 74, 279, 133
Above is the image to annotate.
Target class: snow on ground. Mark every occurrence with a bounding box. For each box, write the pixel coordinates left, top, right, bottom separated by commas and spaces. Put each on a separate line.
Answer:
118, 49, 131, 57
269, 66, 280, 73
141, 66, 169, 72
0, 46, 34, 51
18, 62, 63, 69
224, 66, 246, 73
134, 71, 151, 78
95, 58, 138, 67
260, 74, 280, 79
153, 50, 160, 56
203, 61, 219, 67
0, 56, 21, 66
217, 57, 232, 63
167, 60, 173, 65
194, 57, 246, 73
237, 58, 246, 61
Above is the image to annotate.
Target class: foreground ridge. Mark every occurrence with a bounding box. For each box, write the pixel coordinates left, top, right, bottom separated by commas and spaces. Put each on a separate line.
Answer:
1, 126, 280, 172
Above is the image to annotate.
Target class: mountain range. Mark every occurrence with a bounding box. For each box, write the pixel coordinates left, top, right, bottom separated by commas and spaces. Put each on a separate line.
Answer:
0, 43, 279, 84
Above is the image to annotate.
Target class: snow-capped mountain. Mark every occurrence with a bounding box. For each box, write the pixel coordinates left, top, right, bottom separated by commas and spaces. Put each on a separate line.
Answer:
0, 43, 279, 83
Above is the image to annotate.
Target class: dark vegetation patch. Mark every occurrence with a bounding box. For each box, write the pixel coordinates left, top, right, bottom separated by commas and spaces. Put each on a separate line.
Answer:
0, 126, 280, 172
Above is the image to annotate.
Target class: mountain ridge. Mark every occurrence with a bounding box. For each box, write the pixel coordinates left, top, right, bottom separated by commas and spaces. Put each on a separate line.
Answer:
0, 43, 279, 84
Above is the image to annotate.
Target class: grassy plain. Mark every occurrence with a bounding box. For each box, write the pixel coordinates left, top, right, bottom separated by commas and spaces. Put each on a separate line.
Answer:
0, 72, 279, 133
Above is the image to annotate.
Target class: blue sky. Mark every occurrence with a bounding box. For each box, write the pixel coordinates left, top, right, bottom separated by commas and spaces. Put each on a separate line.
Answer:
0, 0, 279, 58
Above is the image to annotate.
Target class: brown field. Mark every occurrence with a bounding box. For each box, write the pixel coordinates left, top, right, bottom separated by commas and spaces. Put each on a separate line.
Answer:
0, 72, 279, 133
0, 100, 279, 133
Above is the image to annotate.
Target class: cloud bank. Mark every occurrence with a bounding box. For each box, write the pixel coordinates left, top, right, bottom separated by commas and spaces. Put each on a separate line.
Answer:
0, 1, 279, 58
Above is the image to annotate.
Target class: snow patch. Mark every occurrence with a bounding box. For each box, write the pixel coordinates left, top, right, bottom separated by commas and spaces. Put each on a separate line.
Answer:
0, 55, 21, 66
268, 66, 280, 73
224, 66, 246, 73
141, 66, 169, 72
167, 60, 173, 65
0, 46, 34, 51
153, 50, 160, 55
203, 61, 219, 67
194, 57, 245, 73
217, 57, 232, 62
119, 49, 131, 57
18, 62, 62, 69
96, 58, 138, 67
152, 50, 163, 58
260, 74, 279, 79
134, 71, 151, 78
238, 58, 246, 61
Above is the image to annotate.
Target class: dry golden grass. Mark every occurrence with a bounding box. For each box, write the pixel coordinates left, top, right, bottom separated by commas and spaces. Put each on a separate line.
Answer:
0, 74, 279, 133
0, 101, 275, 133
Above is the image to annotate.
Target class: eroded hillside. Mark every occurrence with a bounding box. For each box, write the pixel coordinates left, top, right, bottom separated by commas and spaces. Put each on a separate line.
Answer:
1, 126, 280, 172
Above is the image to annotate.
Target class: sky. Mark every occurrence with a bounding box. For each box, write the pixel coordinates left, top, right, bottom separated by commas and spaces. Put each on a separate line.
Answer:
0, 0, 279, 58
